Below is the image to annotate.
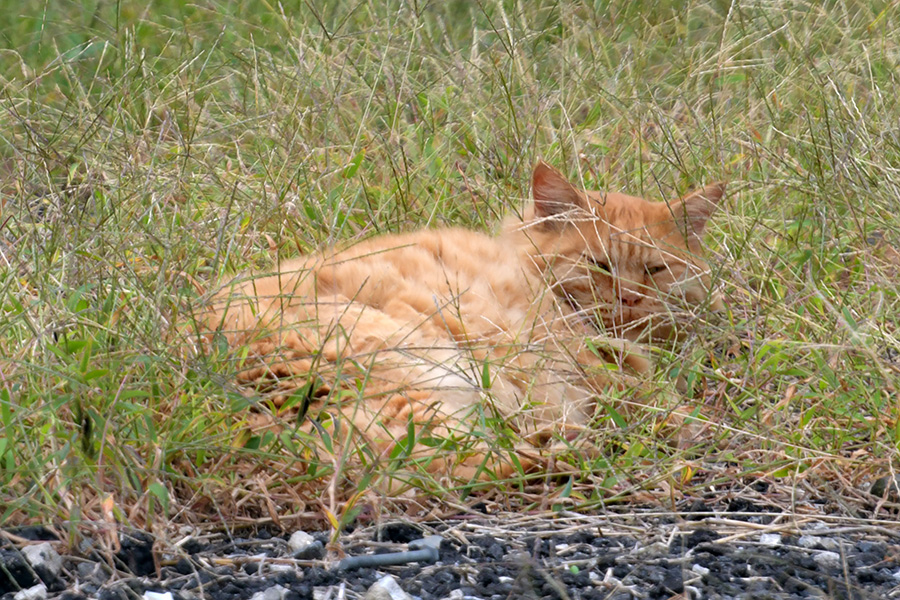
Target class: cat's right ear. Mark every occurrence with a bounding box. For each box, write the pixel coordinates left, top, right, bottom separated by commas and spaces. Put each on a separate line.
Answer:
532, 161, 588, 223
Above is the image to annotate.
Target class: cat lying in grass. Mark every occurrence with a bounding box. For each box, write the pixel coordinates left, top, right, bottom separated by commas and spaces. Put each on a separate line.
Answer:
204, 162, 725, 480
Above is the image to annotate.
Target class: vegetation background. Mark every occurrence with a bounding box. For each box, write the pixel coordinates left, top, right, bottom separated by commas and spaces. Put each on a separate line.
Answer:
1, 0, 898, 532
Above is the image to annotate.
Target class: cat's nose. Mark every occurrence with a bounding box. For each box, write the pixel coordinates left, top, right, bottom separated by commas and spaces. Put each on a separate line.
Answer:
619, 289, 643, 307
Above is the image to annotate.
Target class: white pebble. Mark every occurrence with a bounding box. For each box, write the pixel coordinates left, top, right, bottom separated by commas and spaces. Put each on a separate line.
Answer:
250, 585, 288, 600
759, 533, 782, 547
684, 584, 702, 599
288, 531, 316, 552
797, 535, 819, 548
813, 550, 842, 570
798, 535, 839, 550
364, 575, 413, 600
143, 592, 174, 600
21, 543, 62, 578
314, 588, 339, 600
817, 537, 839, 550
691, 564, 710, 576
14, 584, 47, 600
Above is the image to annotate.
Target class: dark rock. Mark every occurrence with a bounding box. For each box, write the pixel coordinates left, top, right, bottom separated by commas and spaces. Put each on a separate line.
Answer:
752, 481, 770, 493
682, 499, 709, 519
662, 565, 683, 593
0, 549, 40, 594
470, 502, 489, 514
856, 540, 886, 555
174, 557, 193, 575
869, 474, 900, 500
180, 538, 205, 555
564, 531, 595, 545
374, 523, 422, 544
8, 528, 58, 542
677, 528, 721, 550
727, 498, 764, 513
293, 540, 325, 560
116, 531, 155, 576
302, 567, 338, 587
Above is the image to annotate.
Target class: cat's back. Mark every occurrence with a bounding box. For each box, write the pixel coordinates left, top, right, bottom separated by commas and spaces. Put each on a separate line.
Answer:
214, 225, 553, 348
314, 228, 537, 316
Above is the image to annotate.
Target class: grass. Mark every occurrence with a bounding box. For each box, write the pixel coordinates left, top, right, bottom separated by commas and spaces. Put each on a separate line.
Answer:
1, 0, 899, 532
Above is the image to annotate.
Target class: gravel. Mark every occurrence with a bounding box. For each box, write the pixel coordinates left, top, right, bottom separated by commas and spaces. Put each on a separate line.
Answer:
2, 506, 898, 600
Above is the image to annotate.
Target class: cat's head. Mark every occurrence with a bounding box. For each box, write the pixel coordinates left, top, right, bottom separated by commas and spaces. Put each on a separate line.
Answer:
509, 161, 726, 340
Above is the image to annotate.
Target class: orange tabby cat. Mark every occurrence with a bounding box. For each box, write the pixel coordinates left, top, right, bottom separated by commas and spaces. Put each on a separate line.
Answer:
205, 162, 725, 478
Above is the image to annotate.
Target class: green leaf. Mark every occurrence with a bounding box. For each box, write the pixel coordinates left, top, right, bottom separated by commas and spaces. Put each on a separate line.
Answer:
59, 340, 89, 355
148, 482, 169, 513
83, 369, 108, 381
4, 295, 24, 315
213, 331, 229, 356
841, 306, 858, 331
481, 360, 492, 389
418, 436, 445, 448
66, 289, 90, 313
342, 150, 365, 179
0, 389, 11, 428
604, 404, 627, 429
560, 475, 573, 498
79, 340, 93, 373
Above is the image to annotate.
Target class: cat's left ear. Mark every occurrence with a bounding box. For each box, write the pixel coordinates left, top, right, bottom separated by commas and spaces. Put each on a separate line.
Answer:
532, 161, 589, 224
670, 182, 727, 239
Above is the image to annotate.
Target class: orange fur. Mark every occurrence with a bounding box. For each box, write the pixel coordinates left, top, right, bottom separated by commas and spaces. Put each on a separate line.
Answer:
203, 162, 725, 480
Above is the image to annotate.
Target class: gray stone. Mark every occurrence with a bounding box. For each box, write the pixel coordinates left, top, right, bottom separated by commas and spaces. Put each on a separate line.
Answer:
798, 535, 839, 551
364, 575, 413, 600
692, 564, 710, 576
288, 531, 315, 552
813, 551, 842, 570
250, 584, 288, 600
14, 584, 47, 600
288, 531, 325, 560
870, 474, 900, 500
21, 544, 61, 579
798, 535, 819, 548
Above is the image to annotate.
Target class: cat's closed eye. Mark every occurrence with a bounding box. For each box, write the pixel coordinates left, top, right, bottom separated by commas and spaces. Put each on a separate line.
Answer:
645, 264, 667, 276
587, 257, 611, 273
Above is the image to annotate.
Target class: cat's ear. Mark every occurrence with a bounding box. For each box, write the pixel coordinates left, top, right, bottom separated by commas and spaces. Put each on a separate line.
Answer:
670, 182, 727, 239
532, 161, 588, 222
